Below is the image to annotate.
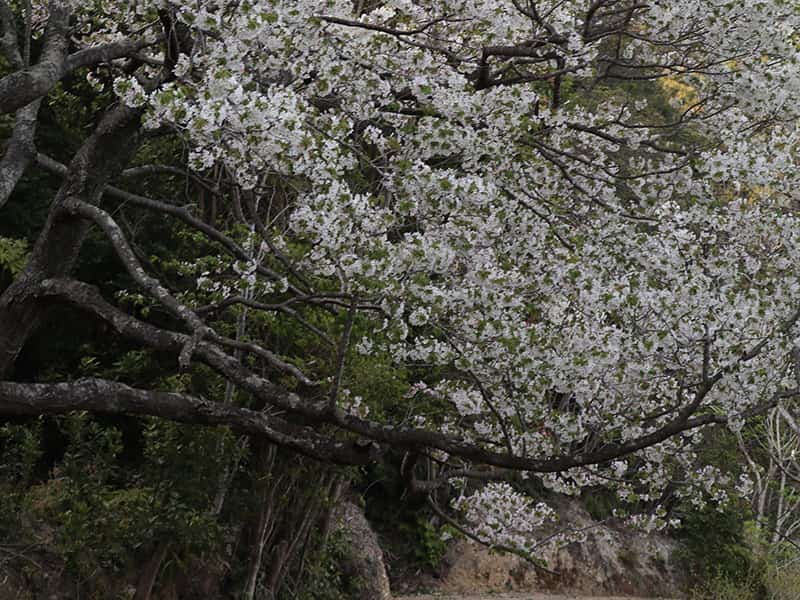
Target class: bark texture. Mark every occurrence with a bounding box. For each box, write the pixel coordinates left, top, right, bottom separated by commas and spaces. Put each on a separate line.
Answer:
0, 98, 41, 209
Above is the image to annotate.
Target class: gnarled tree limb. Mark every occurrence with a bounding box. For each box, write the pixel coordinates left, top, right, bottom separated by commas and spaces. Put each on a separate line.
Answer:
0, 103, 144, 378
0, 378, 378, 465
0, 5, 149, 115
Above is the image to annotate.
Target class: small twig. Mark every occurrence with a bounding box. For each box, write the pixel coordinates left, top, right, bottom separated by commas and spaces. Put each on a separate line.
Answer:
328, 297, 357, 410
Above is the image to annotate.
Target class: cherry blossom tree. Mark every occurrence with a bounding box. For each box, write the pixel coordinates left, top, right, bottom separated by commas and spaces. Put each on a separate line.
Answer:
2, 0, 800, 553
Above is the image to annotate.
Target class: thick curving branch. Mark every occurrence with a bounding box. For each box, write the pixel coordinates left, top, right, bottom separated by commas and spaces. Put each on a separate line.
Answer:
0, 378, 378, 465
0, 4, 149, 115
0, 4, 69, 115
0, 98, 41, 209
64, 198, 212, 369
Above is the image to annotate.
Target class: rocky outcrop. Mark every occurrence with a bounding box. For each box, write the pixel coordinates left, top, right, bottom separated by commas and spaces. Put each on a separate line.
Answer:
336, 499, 392, 600
433, 499, 685, 598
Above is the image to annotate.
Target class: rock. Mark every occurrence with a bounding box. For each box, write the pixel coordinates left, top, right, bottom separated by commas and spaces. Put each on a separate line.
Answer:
336, 499, 392, 600
434, 498, 685, 598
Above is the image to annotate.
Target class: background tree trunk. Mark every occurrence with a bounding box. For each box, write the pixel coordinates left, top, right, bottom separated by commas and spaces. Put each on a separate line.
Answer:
133, 542, 170, 600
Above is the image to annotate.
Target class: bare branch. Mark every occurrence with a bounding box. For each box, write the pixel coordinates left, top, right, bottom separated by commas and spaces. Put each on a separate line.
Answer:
213, 334, 319, 387
316, 14, 451, 37
66, 37, 151, 71
35, 153, 308, 297
328, 298, 357, 410
64, 199, 212, 368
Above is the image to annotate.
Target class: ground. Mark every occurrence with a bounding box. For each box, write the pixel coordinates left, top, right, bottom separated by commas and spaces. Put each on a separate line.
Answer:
397, 595, 676, 599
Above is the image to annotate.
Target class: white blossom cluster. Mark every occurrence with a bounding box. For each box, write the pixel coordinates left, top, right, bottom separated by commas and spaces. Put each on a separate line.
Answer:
453, 483, 559, 555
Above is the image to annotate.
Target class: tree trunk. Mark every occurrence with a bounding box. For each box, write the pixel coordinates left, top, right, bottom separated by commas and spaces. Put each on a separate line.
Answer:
133, 542, 170, 600
243, 445, 279, 600
0, 103, 142, 378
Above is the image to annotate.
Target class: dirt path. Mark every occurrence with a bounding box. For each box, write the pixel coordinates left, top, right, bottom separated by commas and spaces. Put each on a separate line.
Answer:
396, 595, 675, 599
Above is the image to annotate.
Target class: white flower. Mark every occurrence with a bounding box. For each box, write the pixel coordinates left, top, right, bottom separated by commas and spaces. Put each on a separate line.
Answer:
408, 307, 430, 326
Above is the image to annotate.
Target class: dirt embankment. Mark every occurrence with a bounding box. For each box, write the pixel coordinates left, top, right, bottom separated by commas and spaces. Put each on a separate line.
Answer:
390, 498, 685, 599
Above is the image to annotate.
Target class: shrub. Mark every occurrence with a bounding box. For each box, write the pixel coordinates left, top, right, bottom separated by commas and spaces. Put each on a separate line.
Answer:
676, 502, 761, 587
